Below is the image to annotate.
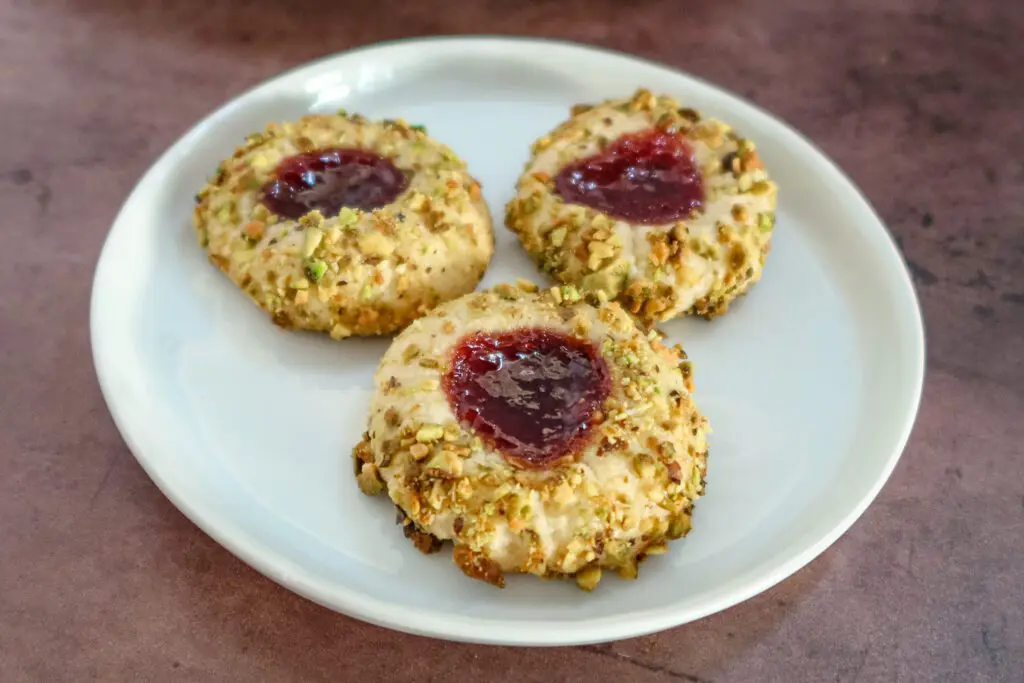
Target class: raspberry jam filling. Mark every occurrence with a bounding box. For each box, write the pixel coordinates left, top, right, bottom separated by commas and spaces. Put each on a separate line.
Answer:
554, 129, 704, 224
260, 148, 409, 219
443, 328, 611, 468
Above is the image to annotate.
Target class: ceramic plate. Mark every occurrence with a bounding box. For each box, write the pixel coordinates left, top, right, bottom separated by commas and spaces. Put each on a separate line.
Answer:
90, 37, 925, 646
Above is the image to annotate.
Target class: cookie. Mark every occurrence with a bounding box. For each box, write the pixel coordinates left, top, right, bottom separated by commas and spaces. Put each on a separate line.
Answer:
506, 88, 778, 325
193, 112, 494, 338
353, 281, 709, 591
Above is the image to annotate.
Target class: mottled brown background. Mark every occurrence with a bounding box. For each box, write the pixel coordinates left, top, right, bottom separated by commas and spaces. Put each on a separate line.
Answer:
2, 0, 1022, 681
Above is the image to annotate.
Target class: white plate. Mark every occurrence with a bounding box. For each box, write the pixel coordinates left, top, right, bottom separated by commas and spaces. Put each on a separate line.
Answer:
90, 37, 925, 646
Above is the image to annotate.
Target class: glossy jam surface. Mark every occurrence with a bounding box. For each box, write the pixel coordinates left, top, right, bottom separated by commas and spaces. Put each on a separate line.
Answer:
443, 328, 611, 468
260, 148, 408, 219
554, 129, 704, 224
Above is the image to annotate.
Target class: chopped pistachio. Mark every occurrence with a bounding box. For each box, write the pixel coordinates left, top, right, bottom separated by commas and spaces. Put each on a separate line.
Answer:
492, 283, 521, 300
689, 465, 704, 493
415, 424, 445, 443
588, 240, 615, 260
298, 210, 325, 231
549, 227, 567, 247
337, 207, 359, 228
357, 463, 384, 496
559, 284, 582, 303
302, 227, 324, 258
329, 323, 351, 340
616, 560, 639, 580
408, 192, 429, 212
305, 259, 327, 282
443, 423, 460, 442
632, 454, 656, 479
668, 514, 692, 539
252, 204, 270, 222
425, 450, 462, 477
575, 566, 602, 592
758, 213, 775, 233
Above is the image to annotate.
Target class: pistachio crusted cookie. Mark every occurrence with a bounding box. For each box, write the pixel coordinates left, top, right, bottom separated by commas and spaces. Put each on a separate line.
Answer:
353, 281, 709, 591
506, 88, 778, 325
193, 112, 494, 338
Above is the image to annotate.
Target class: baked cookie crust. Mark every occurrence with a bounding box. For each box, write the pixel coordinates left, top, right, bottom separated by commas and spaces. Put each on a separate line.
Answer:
193, 113, 494, 337
506, 89, 777, 325
354, 281, 709, 591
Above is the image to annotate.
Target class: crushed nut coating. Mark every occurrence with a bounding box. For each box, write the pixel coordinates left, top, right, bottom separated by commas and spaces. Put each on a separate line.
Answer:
193, 112, 494, 337
505, 89, 778, 325
353, 282, 710, 590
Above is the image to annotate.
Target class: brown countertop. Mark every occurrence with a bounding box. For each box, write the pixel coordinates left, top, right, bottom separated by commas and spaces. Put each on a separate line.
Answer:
2, 1, 1022, 681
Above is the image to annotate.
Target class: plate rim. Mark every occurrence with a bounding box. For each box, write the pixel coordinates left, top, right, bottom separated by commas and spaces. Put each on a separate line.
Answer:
90, 35, 926, 646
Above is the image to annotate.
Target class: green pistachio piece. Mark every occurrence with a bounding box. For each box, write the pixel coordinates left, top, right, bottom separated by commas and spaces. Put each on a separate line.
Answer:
305, 258, 328, 283
337, 207, 359, 228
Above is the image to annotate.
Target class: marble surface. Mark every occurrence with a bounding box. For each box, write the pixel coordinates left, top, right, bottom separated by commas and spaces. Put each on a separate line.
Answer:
1, 0, 1021, 681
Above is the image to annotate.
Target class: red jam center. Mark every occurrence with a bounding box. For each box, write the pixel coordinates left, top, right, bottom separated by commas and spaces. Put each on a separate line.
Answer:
443, 328, 611, 468
260, 148, 409, 219
554, 129, 704, 224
